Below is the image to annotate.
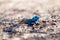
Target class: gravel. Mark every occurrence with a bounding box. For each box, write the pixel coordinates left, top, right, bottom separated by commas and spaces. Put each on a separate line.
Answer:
0, 0, 60, 40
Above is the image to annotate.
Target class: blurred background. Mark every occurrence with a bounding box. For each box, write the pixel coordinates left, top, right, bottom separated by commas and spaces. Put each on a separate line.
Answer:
0, 0, 60, 40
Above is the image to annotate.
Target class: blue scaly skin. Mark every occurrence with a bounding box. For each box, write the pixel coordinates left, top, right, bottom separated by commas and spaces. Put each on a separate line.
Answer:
3, 16, 39, 33
23, 16, 39, 26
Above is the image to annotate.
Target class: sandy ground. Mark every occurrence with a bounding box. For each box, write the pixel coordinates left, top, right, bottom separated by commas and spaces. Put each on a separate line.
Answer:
0, 0, 60, 40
